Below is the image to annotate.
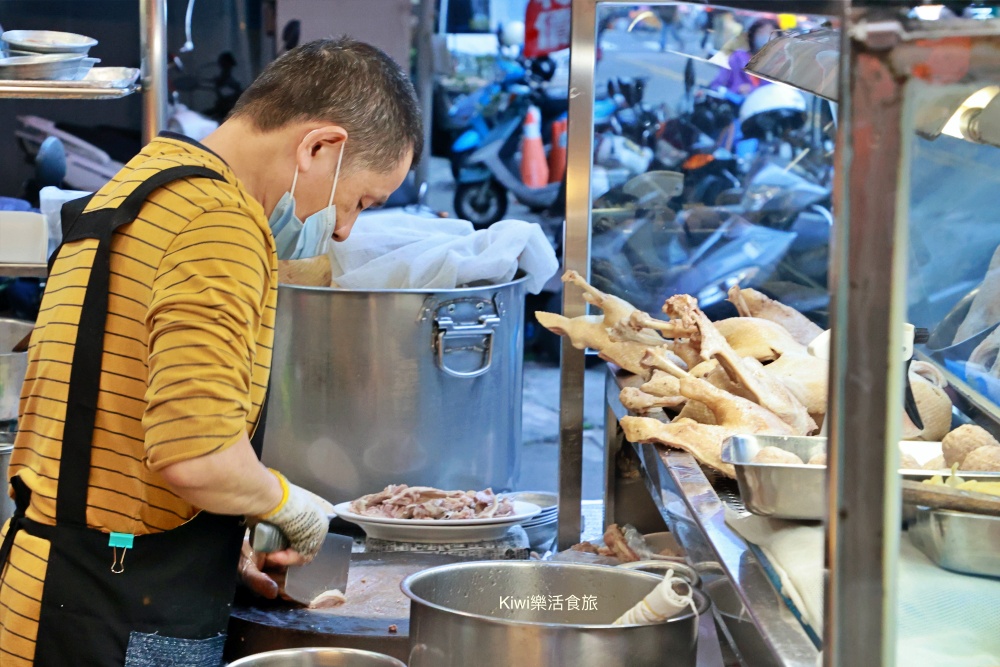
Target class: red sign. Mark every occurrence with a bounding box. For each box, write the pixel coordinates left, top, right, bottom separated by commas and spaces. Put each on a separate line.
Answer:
523, 0, 572, 58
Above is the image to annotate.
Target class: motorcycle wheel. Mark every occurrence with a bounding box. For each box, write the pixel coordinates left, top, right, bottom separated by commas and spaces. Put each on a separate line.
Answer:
454, 179, 508, 228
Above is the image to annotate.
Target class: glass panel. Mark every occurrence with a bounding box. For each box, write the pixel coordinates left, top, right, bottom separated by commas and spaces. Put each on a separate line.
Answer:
589, 2, 834, 322
907, 43, 1000, 418
899, 13, 1000, 665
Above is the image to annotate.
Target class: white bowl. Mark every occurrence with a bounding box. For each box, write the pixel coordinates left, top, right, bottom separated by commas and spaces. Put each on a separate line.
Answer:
0, 212, 48, 264
2, 30, 98, 55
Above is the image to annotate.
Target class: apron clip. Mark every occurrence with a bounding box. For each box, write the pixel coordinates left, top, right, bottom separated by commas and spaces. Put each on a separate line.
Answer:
108, 532, 134, 574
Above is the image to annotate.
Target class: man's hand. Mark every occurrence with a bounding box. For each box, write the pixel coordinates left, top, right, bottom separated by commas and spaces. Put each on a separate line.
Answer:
238, 536, 318, 600
239, 537, 285, 599
250, 470, 334, 562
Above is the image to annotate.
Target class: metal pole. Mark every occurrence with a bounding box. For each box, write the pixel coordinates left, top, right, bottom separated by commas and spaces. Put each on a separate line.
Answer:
140, 0, 169, 144
824, 11, 905, 666
557, 0, 597, 550
415, 0, 435, 188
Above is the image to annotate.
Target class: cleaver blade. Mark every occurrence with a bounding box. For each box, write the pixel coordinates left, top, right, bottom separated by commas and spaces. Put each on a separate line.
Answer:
252, 523, 352, 606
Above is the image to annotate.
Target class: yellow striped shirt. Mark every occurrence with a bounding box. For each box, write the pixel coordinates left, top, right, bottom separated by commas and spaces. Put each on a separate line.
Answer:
1, 134, 276, 664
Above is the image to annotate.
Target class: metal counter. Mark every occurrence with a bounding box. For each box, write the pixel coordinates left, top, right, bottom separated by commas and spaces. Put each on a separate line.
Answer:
603, 366, 819, 667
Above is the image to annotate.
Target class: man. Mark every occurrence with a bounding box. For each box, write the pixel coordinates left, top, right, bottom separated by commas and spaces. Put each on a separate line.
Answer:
0, 38, 420, 666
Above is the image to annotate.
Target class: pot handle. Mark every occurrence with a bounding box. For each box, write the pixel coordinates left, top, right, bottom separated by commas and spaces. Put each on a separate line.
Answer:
434, 313, 501, 379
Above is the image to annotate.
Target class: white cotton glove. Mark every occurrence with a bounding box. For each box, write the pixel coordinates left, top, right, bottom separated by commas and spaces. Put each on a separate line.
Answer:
252, 470, 334, 561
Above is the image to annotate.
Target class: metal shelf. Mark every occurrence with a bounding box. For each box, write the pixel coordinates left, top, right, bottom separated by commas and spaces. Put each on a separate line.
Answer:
604, 366, 819, 667
0, 83, 138, 100
0, 263, 47, 279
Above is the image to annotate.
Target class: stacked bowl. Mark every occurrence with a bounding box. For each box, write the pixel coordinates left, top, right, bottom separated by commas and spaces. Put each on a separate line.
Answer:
508, 491, 558, 551
0, 30, 99, 80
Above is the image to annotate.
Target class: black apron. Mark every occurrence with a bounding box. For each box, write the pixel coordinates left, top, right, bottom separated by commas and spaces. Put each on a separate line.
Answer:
0, 166, 270, 667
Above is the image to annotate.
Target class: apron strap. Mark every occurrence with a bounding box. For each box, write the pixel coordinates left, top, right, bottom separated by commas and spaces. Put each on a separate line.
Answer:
0, 477, 33, 570
55, 166, 227, 527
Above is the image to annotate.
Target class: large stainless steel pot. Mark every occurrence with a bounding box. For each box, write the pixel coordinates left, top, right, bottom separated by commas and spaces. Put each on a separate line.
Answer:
402, 561, 710, 666
0, 435, 14, 525
228, 648, 405, 666
0, 319, 33, 422
263, 279, 526, 502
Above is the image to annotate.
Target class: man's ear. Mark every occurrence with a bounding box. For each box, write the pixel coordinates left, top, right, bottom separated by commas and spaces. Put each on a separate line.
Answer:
296, 126, 349, 174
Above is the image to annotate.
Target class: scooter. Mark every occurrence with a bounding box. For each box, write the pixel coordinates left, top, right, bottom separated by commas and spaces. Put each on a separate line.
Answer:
447, 58, 533, 178
453, 110, 562, 227
452, 56, 570, 228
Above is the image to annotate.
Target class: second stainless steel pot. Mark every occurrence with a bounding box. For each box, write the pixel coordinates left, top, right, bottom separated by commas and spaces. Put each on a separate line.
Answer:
403, 561, 709, 666
0, 319, 34, 422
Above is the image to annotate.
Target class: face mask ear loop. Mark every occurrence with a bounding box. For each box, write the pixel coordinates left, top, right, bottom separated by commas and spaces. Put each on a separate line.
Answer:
290, 166, 300, 198
328, 139, 346, 207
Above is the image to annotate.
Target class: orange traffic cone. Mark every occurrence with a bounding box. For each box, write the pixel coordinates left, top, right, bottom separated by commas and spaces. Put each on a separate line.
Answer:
521, 105, 549, 188
548, 116, 568, 183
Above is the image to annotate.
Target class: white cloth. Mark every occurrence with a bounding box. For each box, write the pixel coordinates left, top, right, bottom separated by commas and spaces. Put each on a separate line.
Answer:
326, 211, 558, 294
725, 509, 1000, 665
613, 570, 696, 626
724, 509, 825, 633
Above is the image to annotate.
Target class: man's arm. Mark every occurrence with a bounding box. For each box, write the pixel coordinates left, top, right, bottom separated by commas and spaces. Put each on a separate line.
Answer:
143, 207, 330, 560
158, 430, 281, 516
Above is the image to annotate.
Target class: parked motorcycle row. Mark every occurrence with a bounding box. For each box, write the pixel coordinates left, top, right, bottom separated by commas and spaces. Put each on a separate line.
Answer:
588, 66, 836, 329
510, 54, 837, 360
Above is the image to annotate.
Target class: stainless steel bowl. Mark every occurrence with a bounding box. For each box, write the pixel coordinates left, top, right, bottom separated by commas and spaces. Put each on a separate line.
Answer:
403, 560, 710, 667
1, 319, 34, 422
227, 648, 406, 667
1, 30, 98, 55
0, 53, 87, 81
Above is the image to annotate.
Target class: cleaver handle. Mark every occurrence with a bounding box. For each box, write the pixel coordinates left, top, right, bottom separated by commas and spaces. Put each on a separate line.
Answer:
251, 522, 289, 553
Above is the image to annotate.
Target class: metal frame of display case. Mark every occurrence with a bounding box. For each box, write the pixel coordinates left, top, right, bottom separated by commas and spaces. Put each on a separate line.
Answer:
560, 1, 1000, 665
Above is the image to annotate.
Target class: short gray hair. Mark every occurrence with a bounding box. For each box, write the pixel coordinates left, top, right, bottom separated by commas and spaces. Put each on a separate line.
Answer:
231, 37, 422, 172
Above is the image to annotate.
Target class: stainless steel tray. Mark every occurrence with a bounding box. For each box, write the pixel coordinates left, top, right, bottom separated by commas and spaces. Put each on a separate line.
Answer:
910, 507, 1000, 578
721, 434, 1000, 521
0, 66, 138, 89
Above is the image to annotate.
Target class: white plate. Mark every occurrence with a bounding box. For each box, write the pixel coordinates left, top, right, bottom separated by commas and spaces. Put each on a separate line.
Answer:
333, 500, 541, 544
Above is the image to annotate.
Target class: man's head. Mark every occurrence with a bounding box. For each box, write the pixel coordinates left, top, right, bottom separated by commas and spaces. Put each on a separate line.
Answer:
229, 38, 422, 240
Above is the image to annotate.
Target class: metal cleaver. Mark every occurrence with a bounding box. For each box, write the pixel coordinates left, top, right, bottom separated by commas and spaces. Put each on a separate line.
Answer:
252, 522, 352, 606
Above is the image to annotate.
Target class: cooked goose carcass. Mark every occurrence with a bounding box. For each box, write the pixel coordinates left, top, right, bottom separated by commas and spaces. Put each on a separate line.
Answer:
665, 295, 817, 435
759, 352, 829, 418
620, 416, 737, 477
641, 370, 683, 398
677, 376, 796, 436
535, 312, 657, 378
902, 361, 952, 442
714, 317, 806, 362
727, 286, 823, 346
562, 270, 673, 346
620, 387, 685, 413
642, 347, 694, 377
954, 245, 1000, 344
675, 400, 717, 425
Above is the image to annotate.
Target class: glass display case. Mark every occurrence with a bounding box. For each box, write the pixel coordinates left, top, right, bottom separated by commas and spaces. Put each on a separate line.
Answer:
556, 1, 1000, 665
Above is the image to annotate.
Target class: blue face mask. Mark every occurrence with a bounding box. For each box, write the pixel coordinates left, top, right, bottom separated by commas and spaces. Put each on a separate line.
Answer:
268, 141, 346, 260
